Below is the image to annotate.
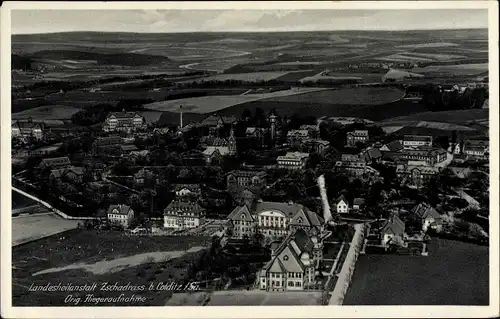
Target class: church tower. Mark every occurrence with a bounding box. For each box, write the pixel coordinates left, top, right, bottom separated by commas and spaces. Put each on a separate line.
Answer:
228, 126, 237, 156
269, 113, 278, 143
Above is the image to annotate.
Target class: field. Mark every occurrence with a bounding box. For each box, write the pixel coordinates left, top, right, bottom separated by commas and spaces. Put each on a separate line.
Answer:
166, 290, 323, 306
142, 87, 330, 113
412, 63, 489, 76
220, 93, 428, 121
380, 109, 489, 125
12, 213, 80, 246
11, 104, 81, 120
344, 239, 489, 305
12, 229, 210, 306
175, 70, 311, 84
261, 87, 405, 105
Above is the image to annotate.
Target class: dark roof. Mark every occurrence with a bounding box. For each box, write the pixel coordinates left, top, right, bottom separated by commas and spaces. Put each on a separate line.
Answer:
403, 135, 433, 142
381, 215, 405, 235
173, 184, 201, 192
93, 136, 123, 146
353, 198, 365, 206
383, 140, 404, 152
50, 166, 84, 178
157, 111, 206, 127
337, 195, 349, 206
40, 156, 71, 169
227, 170, 267, 178
364, 148, 383, 160
107, 204, 132, 215
412, 203, 442, 220
164, 200, 204, 215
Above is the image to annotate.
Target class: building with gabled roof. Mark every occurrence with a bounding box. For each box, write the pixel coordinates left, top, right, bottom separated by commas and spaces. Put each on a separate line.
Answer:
49, 166, 85, 185
380, 215, 405, 246
411, 202, 443, 232
39, 156, 72, 170
396, 164, 440, 188
361, 147, 383, 163
277, 152, 309, 169
258, 228, 322, 291
402, 135, 433, 148
336, 195, 350, 214
107, 204, 135, 228
12, 120, 44, 140
380, 140, 404, 153
346, 130, 369, 148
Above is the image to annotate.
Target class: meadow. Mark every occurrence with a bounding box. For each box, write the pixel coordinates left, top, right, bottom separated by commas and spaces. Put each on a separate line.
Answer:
344, 239, 489, 305
12, 213, 80, 246
12, 104, 82, 120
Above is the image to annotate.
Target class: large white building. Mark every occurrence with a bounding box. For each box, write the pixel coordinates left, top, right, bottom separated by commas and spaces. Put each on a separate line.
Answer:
402, 135, 433, 148
163, 200, 205, 230
277, 152, 309, 169
103, 112, 146, 133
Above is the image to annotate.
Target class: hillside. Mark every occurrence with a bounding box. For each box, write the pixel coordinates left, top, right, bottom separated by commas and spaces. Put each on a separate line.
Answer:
27, 50, 171, 66
12, 54, 34, 71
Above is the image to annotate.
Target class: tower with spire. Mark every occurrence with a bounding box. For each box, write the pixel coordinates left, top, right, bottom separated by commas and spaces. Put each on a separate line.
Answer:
269, 113, 278, 143
228, 125, 237, 156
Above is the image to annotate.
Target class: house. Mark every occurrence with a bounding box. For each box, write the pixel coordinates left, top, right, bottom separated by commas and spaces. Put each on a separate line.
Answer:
447, 142, 462, 155
172, 184, 202, 198
411, 203, 443, 232
277, 152, 309, 169
352, 198, 365, 211
227, 170, 267, 192
39, 156, 72, 170
200, 114, 238, 128
119, 144, 139, 156
335, 160, 366, 177
380, 215, 405, 247
12, 120, 44, 140
299, 125, 320, 135
341, 154, 360, 162
402, 135, 433, 148
380, 140, 404, 153
226, 200, 317, 240
346, 130, 369, 148
107, 204, 135, 228
307, 139, 330, 156
258, 229, 322, 291
92, 136, 124, 155
288, 208, 324, 236
287, 129, 310, 147
49, 166, 85, 185
448, 166, 472, 179
246, 127, 269, 140
163, 199, 205, 230
396, 164, 440, 188
134, 169, 156, 187
361, 148, 383, 164
336, 195, 349, 214
203, 146, 228, 164
103, 112, 146, 133
463, 140, 488, 159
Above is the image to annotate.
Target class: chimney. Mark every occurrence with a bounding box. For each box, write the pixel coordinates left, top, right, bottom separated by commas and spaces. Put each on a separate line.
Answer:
179, 105, 183, 128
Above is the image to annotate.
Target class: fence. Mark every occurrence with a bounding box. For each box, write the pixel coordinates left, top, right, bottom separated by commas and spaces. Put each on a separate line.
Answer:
328, 223, 365, 305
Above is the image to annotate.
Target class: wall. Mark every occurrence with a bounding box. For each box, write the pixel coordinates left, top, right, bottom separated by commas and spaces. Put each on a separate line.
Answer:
328, 223, 365, 305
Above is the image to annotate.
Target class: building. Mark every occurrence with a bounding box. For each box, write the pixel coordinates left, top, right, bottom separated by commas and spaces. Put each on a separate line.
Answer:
12, 120, 44, 140
246, 127, 269, 140
336, 195, 350, 214
463, 141, 488, 160
380, 140, 404, 153
335, 160, 367, 177
299, 125, 320, 135
163, 200, 205, 230
411, 203, 443, 232
227, 170, 267, 192
352, 198, 365, 211
380, 215, 406, 246
200, 114, 238, 129
39, 156, 72, 170
203, 146, 228, 164
134, 169, 156, 187
49, 166, 85, 185
361, 148, 383, 163
92, 136, 124, 155
107, 204, 135, 228
226, 200, 318, 240
103, 112, 146, 133
307, 139, 330, 156
287, 130, 310, 147
448, 166, 472, 179
277, 152, 309, 169
396, 164, 440, 188
258, 229, 322, 291
402, 135, 433, 148
119, 144, 139, 156
447, 142, 462, 155
172, 184, 202, 198
401, 147, 447, 166
346, 130, 369, 148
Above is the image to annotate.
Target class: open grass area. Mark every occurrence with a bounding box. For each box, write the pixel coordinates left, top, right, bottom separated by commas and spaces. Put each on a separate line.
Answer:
142, 87, 329, 113
12, 213, 80, 246
344, 239, 489, 305
176, 70, 310, 84
11, 104, 81, 120
380, 109, 489, 125
12, 229, 210, 306
412, 63, 488, 76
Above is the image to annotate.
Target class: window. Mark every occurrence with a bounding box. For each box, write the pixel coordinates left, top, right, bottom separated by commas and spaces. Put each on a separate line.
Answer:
296, 281, 302, 287
283, 255, 289, 261
288, 281, 294, 287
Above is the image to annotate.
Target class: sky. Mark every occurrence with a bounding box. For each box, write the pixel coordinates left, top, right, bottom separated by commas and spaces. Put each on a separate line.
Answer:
11, 9, 488, 34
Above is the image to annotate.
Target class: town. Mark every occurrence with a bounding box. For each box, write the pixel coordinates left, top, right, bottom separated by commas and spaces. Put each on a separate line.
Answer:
9, 21, 490, 307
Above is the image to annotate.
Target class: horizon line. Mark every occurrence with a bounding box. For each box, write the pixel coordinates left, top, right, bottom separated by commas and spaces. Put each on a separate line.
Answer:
11, 27, 488, 36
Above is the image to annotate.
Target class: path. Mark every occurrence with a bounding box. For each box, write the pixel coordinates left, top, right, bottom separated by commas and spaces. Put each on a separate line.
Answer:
103, 177, 140, 194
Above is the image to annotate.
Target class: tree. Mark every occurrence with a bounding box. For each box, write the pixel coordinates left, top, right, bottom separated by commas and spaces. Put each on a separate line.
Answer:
251, 228, 265, 247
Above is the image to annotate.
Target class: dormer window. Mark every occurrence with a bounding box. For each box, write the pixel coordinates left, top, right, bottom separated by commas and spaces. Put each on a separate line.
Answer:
297, 217, 303, 224
283, 255, 289, 261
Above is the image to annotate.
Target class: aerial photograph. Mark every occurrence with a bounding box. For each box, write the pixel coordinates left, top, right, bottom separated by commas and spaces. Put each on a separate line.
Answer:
10, 8, 490, 307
